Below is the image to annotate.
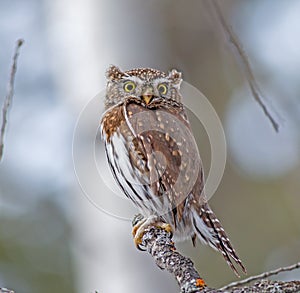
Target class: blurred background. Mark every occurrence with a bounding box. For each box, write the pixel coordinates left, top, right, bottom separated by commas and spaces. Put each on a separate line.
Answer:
0, 0, 300, 292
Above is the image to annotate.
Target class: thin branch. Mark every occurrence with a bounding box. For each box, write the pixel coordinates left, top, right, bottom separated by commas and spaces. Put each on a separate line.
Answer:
210, 0, 279, 132
220, 261, 300, 291
0, 38, 24, 162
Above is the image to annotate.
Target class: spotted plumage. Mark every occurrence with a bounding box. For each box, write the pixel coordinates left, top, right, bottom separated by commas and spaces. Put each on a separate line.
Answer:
100, 65, 246, 276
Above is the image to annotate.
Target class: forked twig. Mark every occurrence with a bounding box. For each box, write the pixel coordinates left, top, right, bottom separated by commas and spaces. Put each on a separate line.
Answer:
211, 0, 279, 132
0, 39, 24, 161
220, 262, 300, 291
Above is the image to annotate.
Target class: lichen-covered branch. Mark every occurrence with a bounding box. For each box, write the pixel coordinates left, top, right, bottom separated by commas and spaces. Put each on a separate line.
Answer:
0, 38, 24, 162
134, 221, 300, 292
136, 224, 209, 292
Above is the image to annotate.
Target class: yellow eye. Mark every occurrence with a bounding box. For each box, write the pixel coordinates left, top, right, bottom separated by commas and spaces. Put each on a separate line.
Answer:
124, 81, 136, 92
157, 83, 168, 95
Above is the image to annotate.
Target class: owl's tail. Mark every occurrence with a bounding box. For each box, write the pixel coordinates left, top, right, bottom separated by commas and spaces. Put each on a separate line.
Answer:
191, 203, 246, 277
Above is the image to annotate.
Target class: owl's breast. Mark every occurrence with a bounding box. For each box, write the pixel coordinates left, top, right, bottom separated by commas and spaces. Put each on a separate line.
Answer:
101, 101, 203, 218
101, 103, 149, 174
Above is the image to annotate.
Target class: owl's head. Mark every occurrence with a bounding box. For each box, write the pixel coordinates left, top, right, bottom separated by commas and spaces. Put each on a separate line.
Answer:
104, 65, 183, 109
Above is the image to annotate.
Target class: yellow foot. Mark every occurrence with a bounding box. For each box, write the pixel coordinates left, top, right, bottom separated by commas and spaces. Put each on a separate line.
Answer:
132, 214, 173, 250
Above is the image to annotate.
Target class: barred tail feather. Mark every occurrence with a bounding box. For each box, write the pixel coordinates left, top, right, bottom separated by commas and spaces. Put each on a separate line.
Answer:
192, 203, 246, 277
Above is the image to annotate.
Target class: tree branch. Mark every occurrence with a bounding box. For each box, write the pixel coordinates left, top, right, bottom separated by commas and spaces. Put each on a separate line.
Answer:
133, 219, 300, 292
0, 38, 24, 162
220, 262, 300, 291
0, 288, 14, 293
210, 0, 280, 132
133, 219, 208, 292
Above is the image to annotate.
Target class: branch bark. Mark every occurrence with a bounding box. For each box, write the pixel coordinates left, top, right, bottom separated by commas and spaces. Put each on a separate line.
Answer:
135, 222, 300, 292
137, 223, 207, 292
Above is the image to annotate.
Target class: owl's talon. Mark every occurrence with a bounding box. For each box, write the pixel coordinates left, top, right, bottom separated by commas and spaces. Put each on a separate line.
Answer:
132, 220, 145, 237
132, 215, 173, 250
136, 241, 146, 251
132, 213, 144, 227
161, 223, 173, 237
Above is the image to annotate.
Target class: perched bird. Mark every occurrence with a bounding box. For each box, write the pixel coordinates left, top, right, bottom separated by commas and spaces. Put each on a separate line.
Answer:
100, 65, 246, 276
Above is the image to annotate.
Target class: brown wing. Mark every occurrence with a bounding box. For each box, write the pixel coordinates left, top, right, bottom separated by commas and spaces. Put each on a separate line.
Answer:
124, 101, 202, 224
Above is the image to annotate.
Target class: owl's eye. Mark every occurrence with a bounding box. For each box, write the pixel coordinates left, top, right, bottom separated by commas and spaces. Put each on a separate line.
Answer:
157, 83, 168, 95
124, 81, 136, 92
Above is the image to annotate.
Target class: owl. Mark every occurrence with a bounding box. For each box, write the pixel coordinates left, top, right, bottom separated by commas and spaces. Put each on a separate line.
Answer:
100, 65, 246, 276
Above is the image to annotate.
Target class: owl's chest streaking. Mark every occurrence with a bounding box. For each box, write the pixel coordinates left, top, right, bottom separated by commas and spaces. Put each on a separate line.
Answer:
101, 100, 203, 227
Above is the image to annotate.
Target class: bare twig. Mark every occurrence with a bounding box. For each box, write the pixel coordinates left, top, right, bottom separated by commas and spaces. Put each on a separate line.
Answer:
0, 38, 24, 161
220, 261, 300, 291
210, 0, 279, 132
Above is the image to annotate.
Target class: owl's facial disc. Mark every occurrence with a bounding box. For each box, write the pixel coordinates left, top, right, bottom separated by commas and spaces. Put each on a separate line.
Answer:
141, 86, 154, 105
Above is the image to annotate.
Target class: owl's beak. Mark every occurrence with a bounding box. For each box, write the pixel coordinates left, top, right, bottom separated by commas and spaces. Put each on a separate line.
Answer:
142, 87, 154, 105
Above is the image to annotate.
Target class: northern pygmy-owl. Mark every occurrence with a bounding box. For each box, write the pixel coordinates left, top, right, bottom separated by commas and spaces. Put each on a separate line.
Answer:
100, 65, 246, 276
